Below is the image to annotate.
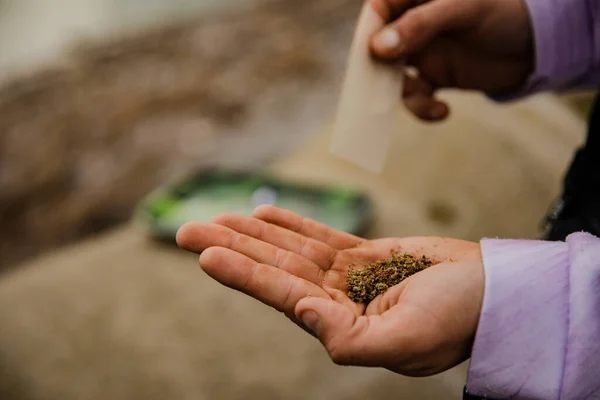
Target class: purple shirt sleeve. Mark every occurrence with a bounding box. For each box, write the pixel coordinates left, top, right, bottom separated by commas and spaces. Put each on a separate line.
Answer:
494, 0, 600, 100
466, 233, 600, 399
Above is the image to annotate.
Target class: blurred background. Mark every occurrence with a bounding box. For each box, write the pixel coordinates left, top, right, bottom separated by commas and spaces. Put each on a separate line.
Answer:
0, 0, 595, 399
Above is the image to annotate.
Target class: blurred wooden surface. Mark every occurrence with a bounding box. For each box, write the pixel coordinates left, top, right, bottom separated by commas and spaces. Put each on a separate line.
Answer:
0, 0, 361, 271
0, 91, 586, 400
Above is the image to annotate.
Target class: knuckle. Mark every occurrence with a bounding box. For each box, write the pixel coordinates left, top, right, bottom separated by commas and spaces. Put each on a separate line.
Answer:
257, 219, 270, 240
280, 276, 299, 311
242, 262, 260, 291
273, 248, 285, 266
399, 9, 426, 45
274, 248, 292, 268
230, 232, 249, 248
297, 236, 310, 258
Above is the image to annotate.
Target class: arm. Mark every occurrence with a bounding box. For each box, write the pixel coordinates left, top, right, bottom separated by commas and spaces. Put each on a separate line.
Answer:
501, 0, 600, 99
466, 232, 600, 399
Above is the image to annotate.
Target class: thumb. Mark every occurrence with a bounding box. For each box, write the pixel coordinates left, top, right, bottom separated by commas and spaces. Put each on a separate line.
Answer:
295, 297, 376, 366
371, 0, 482, 59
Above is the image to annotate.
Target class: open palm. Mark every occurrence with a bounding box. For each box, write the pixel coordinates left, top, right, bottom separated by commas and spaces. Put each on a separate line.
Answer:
177, 206, 484, 376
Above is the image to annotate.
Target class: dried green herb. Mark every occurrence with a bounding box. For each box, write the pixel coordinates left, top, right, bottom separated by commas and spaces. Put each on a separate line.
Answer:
347, 253, 433, 304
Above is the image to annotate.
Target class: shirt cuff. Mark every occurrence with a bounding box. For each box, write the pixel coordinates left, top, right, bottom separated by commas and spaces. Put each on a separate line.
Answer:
489, 0, 593, 101
466, 238, 569, 399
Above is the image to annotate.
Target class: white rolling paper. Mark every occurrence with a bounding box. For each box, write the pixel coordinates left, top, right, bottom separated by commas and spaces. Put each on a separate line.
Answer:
330, 3, 402, 174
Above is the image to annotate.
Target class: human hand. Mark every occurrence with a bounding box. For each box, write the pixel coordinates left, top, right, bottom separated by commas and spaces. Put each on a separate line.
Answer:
177, 206, 484, 376
368, 0, 534, 121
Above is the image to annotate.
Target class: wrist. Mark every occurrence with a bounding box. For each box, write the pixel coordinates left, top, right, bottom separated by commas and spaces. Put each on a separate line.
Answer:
466, 238, 569, 398
491, 0, 594, 100
486, 54, 534, 99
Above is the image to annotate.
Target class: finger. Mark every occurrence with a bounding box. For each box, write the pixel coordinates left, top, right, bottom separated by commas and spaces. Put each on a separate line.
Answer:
403, 71, 434, 97
200, 247, 329, 315
295, 297, 393, 367
177, 222, 325, 282
371, 0, 483, 58
405, 95, 449, 121
252, 205, 363, 250
368, 0, 416, 21
402, 73, 449, 121
210, 213, 338, 271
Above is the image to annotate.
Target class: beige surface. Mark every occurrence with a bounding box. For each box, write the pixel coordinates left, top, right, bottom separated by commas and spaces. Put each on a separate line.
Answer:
0, 92, 586, 399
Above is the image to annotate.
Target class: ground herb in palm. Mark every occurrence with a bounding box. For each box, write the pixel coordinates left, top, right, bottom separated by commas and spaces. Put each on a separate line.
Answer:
347, 253, 433, 304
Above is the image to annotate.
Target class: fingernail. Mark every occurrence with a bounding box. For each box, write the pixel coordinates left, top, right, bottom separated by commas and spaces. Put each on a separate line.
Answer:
374, 28, 401, 52
430, 105, 446, 120
301, 311, 321, 335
